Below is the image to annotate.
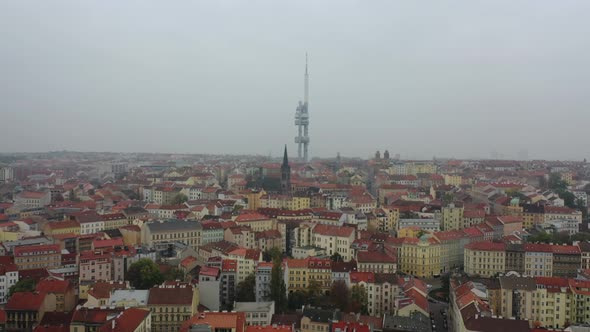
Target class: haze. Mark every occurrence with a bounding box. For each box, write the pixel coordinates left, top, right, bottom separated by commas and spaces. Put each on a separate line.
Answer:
1, 1, 589, 160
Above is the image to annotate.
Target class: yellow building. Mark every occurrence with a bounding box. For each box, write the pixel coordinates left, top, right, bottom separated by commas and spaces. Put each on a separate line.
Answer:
234, 212, 275, 232
444, 174, 463, 186
307, 258, 332, 293
398, 235, 441, 278
284, 258, 309, 294
397, 226, 422, 238
382, 206, 399, 231
464, 241, 506, 277
43, 220, 81, 236
442, 204, 464, 231
246, 189, 265, 210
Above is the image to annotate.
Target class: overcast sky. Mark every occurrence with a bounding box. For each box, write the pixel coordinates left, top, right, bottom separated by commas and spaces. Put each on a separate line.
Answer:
1, 1, 589, 160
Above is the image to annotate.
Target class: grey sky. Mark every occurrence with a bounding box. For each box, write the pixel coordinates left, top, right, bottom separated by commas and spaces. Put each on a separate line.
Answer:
1, 1, 589, 160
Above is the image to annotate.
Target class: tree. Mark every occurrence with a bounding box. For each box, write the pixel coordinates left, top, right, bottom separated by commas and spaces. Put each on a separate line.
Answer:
330, 280, 349, 311
442, 193, 454, 206
127, 258, 164, 289
330, 252, 343, 263
549, 173, 568, 191
350, 284, 368, 314
163, 267, 185, 281
576, 198, 588, 219
307, 280, 322, 301
236, 274, 256, 302
270, 254, 287, 313
288, 290, 307, 310
171, 193, 188, 205
264, 247, 282, 262
8, 278, 36, 297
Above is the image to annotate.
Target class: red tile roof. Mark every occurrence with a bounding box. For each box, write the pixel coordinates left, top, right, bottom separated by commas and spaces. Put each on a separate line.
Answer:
88, 281, 128, 299
71, 307, 123, 325
464, 241, 505, 251
14, 244, 61, 256
235, 211, 270, 222
6, 291, 47, 311
523, 243, 553, 253
312, 224, 355, 237
350, 271, 375, 283
98, 308, 150, 332
357, 251, 396, 264
148, 285, 195, 305
551, 245, 580, 254
35, 278, 71, 294
181, 311, 246, 332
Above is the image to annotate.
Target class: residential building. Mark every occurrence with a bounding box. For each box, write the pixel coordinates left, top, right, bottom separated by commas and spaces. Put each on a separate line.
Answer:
180, 311, 246, 332
14, 191, 51, 209
0, 263, 18, 304
311, 224, 356, 261
442, 204, 464, 231
464, 241, 506, 277
398, 235, 441, 277
255, 262, 273, 302
234, 301, 275, 326
5, 291, 56, 331
142, 220, 203, 250
284, 259, 309, 294
35, 278, 75, 312
356, 250, 397, 274
148, 282, 199, 332
14, 244, 61, 271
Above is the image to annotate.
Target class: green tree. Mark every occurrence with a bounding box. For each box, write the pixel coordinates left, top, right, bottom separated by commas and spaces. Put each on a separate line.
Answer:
127, 258, 164, 289
330, 280, 349, 311
442, 193, 454, 206
270, 254, 287, 313
171, 193, 188, 205
163, 267, 185, 281
560, 190, 576, 209
350, 284, 368, 315
576, 198, 588, 219
307, 279, 322, 305
549, 173, 568, 191
527, 231, 552, 244
264, 247, 282, 262
236, 274, 256, 302
8, 278, 36, 297
288, 290, 307, 310
330, 252, 343, 262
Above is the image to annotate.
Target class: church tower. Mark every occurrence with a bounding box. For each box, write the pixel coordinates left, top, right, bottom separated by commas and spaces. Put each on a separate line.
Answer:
281, 145, 291, 194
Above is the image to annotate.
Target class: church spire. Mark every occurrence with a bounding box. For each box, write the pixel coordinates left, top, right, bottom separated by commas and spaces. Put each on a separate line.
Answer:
282, 145, 289, 166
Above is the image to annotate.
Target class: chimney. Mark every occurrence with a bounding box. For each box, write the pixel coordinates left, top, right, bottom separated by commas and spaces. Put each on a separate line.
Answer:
112, 319, 116, 330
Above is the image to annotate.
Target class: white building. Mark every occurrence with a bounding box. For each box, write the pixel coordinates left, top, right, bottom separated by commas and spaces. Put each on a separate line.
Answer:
255, 262, 273, 302
398, 218, 441, 232
0, 264, 18, 303
0, 167, 14, 182
233, 301, 275, 326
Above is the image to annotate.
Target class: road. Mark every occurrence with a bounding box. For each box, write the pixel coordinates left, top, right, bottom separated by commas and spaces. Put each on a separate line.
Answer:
428, 298, 449, 332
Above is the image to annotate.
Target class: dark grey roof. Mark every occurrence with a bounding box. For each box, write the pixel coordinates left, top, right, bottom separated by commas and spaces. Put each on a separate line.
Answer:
498, 276, 536, 291
302, 307, 341, 323
383, 311, 431, 332
146, 220, 202, 233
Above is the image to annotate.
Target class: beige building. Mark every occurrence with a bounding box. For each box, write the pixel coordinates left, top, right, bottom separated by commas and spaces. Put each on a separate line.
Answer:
148, 283, 199, 332
311, 224, 355, 261
142, 220, 203, 250
464, 241, 506, 277
442, 204, 464, 231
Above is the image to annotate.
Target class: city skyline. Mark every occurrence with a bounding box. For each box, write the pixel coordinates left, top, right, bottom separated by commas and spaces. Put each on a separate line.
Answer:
1, 1, 590, 160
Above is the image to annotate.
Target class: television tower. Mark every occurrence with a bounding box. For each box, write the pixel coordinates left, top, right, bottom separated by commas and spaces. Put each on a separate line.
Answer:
294, 54, 310, 162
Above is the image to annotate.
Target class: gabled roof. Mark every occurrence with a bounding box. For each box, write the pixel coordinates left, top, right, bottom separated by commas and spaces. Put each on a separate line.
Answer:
97, 308, 150, 332
148, 285, 195, 305
312, 224, 354, 237
35, 278, 71, 294
6, 291, 47, 311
